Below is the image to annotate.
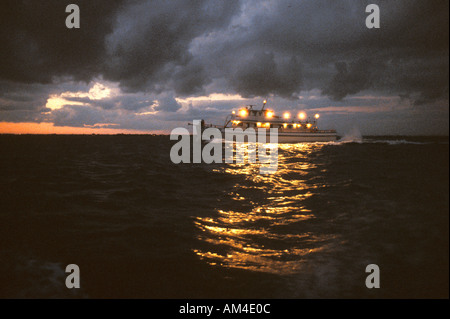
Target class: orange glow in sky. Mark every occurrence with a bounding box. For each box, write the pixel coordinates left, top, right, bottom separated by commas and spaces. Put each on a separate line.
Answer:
0, 122, 163, 135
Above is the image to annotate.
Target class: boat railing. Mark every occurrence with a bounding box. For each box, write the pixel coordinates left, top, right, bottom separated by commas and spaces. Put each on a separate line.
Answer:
317, 130, 337, 133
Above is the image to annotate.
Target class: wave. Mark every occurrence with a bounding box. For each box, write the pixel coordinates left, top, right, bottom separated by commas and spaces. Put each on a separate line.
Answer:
338, 127, 363, 144
363, 139, 430, 145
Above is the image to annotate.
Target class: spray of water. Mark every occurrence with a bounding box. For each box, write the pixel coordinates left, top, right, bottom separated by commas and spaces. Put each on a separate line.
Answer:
338, 127, 363, 143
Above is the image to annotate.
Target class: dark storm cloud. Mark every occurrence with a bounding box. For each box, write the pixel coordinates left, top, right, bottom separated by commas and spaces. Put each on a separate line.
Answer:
0, 0, 241, 93
51, 105, 106, 127
0, 0, 125, 83
232, 52, 303, 98
0, 81, 50, 111
323, 58, 377, 101
172, 59, 210, 96
153, 93, 182, 112
212, 0, 449, 103
323, 53, 449, 103
0, 0, 448, 122
102, 0, 240, 93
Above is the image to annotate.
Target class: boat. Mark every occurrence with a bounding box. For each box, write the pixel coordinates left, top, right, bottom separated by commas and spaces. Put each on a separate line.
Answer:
205, 100, 337, 143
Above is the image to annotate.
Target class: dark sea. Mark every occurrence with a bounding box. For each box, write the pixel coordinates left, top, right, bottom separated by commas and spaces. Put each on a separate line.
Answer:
0, 134, 448, 299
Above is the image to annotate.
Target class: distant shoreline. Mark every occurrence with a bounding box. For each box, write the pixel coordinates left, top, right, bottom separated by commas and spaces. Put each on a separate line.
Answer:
0, 133, 448, 138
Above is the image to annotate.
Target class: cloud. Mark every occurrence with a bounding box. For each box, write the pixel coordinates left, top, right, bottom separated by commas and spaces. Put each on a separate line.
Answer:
232, 52, 303, 98
1, 0, 448, 101
102, 0, 240, 93
0, 0, 448, 134
323, 59, 377, 101
0, 0, 125, 83
153, 93, 182, 112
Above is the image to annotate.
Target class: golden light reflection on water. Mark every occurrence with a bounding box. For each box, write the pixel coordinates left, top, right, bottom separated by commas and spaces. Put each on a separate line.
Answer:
194, 142, 336, 275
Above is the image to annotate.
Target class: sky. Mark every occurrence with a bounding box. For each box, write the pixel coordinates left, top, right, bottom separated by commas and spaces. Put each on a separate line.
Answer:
0, 0, 448, 135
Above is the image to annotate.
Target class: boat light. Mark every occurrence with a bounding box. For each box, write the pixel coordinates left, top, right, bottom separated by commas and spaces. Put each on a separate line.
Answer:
257, 122, 262, 127
283, 123, 288, 128
293, 124, 297, 129
315, 113, 320, 119
265, 123, 270, 128
298, 112, 306, 120
266, 110, 274, 118
283, 112, 291, 119
232, 111, 236, 114
239, 109, 248, 117
306, 123, 312, 128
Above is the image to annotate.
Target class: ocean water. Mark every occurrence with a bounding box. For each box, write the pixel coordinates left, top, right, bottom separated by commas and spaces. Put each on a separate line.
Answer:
0, 134, 448, 298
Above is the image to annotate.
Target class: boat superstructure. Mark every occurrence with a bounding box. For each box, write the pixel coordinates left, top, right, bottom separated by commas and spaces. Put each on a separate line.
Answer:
220, 100, 337, 143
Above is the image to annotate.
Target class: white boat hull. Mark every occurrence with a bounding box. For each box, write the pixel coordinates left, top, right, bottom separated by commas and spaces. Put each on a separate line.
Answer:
276, 132, 337, 143
218, 129, 337, 143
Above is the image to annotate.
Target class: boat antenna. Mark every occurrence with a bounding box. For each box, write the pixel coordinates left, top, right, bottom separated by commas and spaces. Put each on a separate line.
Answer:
261, 99, 267, 111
